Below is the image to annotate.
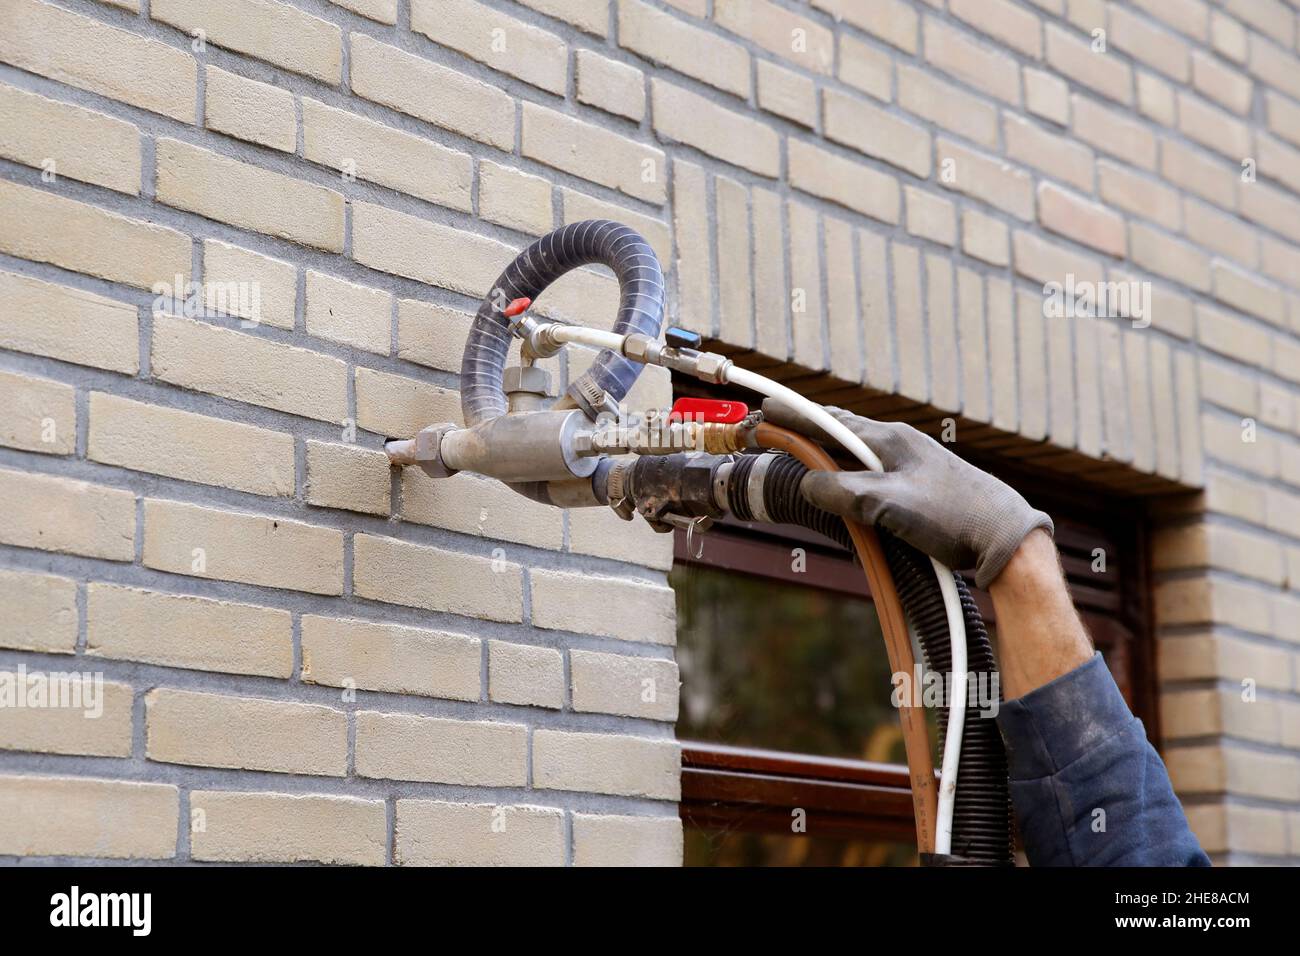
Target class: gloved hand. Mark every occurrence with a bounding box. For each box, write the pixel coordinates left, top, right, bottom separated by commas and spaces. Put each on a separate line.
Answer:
763, 399, 1053, 589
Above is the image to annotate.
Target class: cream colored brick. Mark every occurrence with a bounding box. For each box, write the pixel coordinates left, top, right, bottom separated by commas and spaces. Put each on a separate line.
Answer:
356, 711, 526, 785
1258, 131, 1300, 197
714, 0, 832, 74
304, 440, 391, 516
1109, 3, 1190, 82
923, 16, 1020, 105
961, 210, 1009, 267
394, 298, 473, 372
752, 187, 787, 358
488, 640, 563, 709
619, 0, 747, 98
1037, 182, 1125, 257
651, 79, 778, 178
524, 101, 665, 203
1013, 228, 1103, 288
401, 471, 562, 549
534, 729, 679, 799
572, 813, 681, 866
0, 673, 131, 758
0, 82, 140, 194
936, 138, 1034, 221
1247, 32, 1300, 101
1198, 357, 1258, 415
0, 369, 73, 456
670, 159, 712, 335
518, 0, 608, 36
304, 270, 391, 355
1095, 160, 1181, 231
156, 138, 343, 252
0, 775, 178, 859
350, 33, 513, 150
570, 649, 678, 721
567, 506, 674, 571
575, 48, 645, 121
0, 569, 77, 654
954, 270, 989, 424
330, 0, 396, 23
1211, 11, 1247, 63
1046, 23, 1132, 105
204, 66, 295, 152
1004, 112, 1094, 192
479, 160, 553, 236
1015, 287, 1047, 440
1130, 222, 1210, 291
1265, 90, 1300, 149
0, 180, 189, 291
1212, 261, 1286, 326
812, 0, 916, 55
824, 88, 930, 177
396, 801, 562, 865
823, 217, 860, 382
354, 366, 461, 439
143, 498, 344, 594
87, 583, 291, 677
351, 201, 512, 296
987, 278, 1019, 433
562, 189, 671, 266
949, 0, 1041, 57
147, 688, 347, 775
1155, 577, 1271, 635
1177, 90, 1252, 163
897, 63, 998, 149
301, 614, 478, 700
757, 59, 815, 127
1073, 95, 1156, 170
152, 0, 341, 83
1136, 70, 1176, 126
0, 272, 136, 375
412, 0, 565, 93
0, 0, 196, 122
88, 392, 292, 496
1159, 138, 1236, 211
152, 314, 348, 424
202, 239, 297, 331
892, 242, 925, 402
838, 34, 891, 103
1131, 0, 1207, 41
302, 99, 471, 212
352, 533, 523, 622
787, 200, 823, 368
531, 569, 673, 644
1261, 237, 1300, 290
854, 229, 890, 391
1159, 632, 1291, 689
1240, 181, 1300, 247
191, 790, 385, 865
788, 139, 899, 225
1024, 67, 1068, 125
1190, 49, 1252, 115
0, 467, 134, 561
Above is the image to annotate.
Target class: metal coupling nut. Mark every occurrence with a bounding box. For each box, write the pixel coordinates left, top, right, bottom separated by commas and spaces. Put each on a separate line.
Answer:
503, 365, 552, 396
383, 422, 459, 479
694, 352, 731, 383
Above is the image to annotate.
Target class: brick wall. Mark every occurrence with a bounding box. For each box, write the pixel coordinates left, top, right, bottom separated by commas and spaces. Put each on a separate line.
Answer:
0, 0, 1297, 865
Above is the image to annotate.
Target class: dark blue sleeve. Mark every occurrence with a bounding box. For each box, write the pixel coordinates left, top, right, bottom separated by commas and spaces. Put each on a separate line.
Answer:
994, 652, 1210, 867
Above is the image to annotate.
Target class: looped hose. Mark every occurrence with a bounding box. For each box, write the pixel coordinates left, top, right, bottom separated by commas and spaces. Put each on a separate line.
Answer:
460, 220, 665, 427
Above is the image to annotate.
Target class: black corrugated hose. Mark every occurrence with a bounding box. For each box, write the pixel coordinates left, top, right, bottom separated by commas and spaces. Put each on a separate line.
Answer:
459, 220, 665, 427
729, 453, 1014, 865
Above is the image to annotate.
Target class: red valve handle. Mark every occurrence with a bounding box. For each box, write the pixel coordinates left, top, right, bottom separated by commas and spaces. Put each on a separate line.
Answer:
504, 297, 532, 317
669, 397, 749, 424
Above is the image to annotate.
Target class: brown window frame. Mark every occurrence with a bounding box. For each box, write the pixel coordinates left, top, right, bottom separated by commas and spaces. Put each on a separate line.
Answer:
673, 463, 1158, 855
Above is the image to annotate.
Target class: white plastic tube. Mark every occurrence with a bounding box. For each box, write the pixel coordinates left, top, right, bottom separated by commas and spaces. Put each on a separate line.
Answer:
727, 367, 967, 856
545, 325, 969, 855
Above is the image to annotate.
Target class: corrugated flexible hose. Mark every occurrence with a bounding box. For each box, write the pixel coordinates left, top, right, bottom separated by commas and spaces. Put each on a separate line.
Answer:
460, 219, 665, 427
733, 440, 1013, 864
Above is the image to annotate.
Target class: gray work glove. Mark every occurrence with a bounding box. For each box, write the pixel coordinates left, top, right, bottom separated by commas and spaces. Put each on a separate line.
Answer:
764, 399, 1053, 589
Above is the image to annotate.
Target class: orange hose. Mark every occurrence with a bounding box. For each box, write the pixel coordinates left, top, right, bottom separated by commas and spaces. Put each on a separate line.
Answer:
755, 422, 938, 855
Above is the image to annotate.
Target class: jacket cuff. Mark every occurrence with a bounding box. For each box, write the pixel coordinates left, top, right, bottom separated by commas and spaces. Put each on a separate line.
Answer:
995, 652, 1135, 780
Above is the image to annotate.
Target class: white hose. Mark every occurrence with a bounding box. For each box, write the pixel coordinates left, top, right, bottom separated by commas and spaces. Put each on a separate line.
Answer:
726, 367, 967, 856
548, 326, 968, 855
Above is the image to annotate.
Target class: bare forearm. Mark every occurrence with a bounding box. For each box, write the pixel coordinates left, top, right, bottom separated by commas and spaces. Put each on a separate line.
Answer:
988, 529, 1093, 701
